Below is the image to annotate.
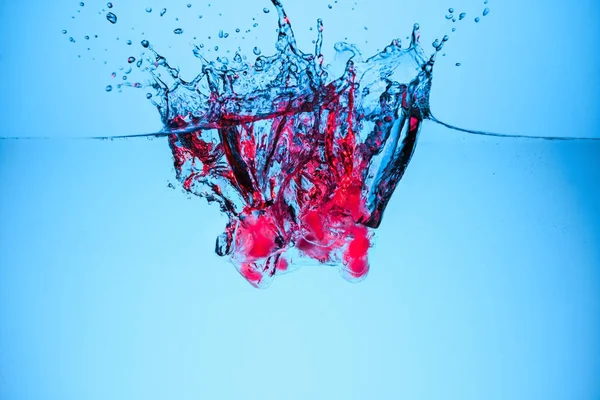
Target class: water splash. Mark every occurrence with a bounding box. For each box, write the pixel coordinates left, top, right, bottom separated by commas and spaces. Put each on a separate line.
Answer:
127, 0, 446, 287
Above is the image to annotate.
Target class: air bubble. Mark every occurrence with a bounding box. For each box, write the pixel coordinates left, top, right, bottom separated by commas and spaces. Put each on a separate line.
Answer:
106, 12, 117, 24
174, 28, 183, 34
105, 85, 112, 91
263, 7, 270, 13
187, 3, 192, 7
141, 39, 149, 48
80, 2, 85, 6
128, 56, 136, 63
106, 2, 112, 8
253, 46, 261, 55
62, 29, 67, 34
455, 62, 461, 66
127, 40, 132, 45
448, 7, 454, 13
474, 17, 480, 23
85, 35, 89, 40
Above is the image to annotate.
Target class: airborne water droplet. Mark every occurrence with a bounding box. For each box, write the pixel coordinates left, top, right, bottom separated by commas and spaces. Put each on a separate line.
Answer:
141, 39, 149, 48
128, 56, 135, 63
474, 17, 480, 23
127, 40, 132, 45
145, 7, 152, 13
187, 3, 192, 8
253, 46, 261, 55
79, 2, 85, 6
106, 85, 112, 91
85, 35, 89, 40
62, 29, 67, 34
448, 7, 454, 13
455, 62, 461, 66
483, 8, 490, 16
106, 12, 117, 24
459, 12, 466, 20
106, 2, 112, 8
146, 93, 152, 99
69, 37, 75, 42
328, 4, 332, 9
174, 28, 183, 34
218, 30, 224, 38
160, 8, 167, 17
263, 7, 270, 13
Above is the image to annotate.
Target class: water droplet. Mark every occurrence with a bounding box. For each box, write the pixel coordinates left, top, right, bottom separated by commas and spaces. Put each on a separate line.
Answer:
474, 17, 480, 23
122, 76, 127, 80
79, 2, 84, 6
106, 85, 112, 91
198, 14, 202, 18
146, 93, 153, 99
62, 29, 67, 34
126, 40, 132, 45
234, 53, 242, 62
141, 39, 149, 48
455, 62, 461, 66
214, 45, 219, 51
448, 7, 454, 13
218, 30, 224, 38
328, 4, 332, 9
483, 8, 490, 16
446, 14, 453, 20
452, 27, 456, 32
111, 72, 116, 78
174, 28, 183, 34
106, 2, 112, 8
187, 3, 192, 8
223, 32, 229, 38
484, 0, 488, 3
235, 28, 240, 33
253, 46, 261, 55
145, 7, 152, 13
106, 12, 117, 24
253, 23, 258, 28
263, 7, 270, 13
160, 8, 167, 17
85, 35, 89, 40
459, 12, 466, 20
69, 37, 76, 43
136, 59, 142, 68
128, 56, 136, 63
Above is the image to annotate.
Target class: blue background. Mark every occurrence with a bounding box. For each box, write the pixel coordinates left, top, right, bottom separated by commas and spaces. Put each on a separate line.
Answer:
1, 0, 599, 399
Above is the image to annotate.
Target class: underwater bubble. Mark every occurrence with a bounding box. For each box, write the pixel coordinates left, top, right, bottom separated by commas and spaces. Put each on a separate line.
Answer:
145, 7, 152, 13
449, 7, 454, 13
85, 35, 89, 40
106, 2, 112, 8
128, 56, 135, 63
483, 8, 490, 16
141, 39, 149, 48
106, 12, 117, 24
235, 28, 240, 33
253, 46, 261, 55
474, 17, 480, 23
105, 85, 112, 91
456, 62, 461, 66
62, 29, 67, 34
187, 3, 192, 8
459, 12, 466, 20
127, 40, 132, 45
174, 28, 183, 34
328, 4, 332, 9
263, 7, 270, 13
160, 8, 167, 17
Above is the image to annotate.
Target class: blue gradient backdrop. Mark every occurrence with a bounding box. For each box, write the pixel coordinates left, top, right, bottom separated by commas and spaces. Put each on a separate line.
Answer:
0, 1, 599, 399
